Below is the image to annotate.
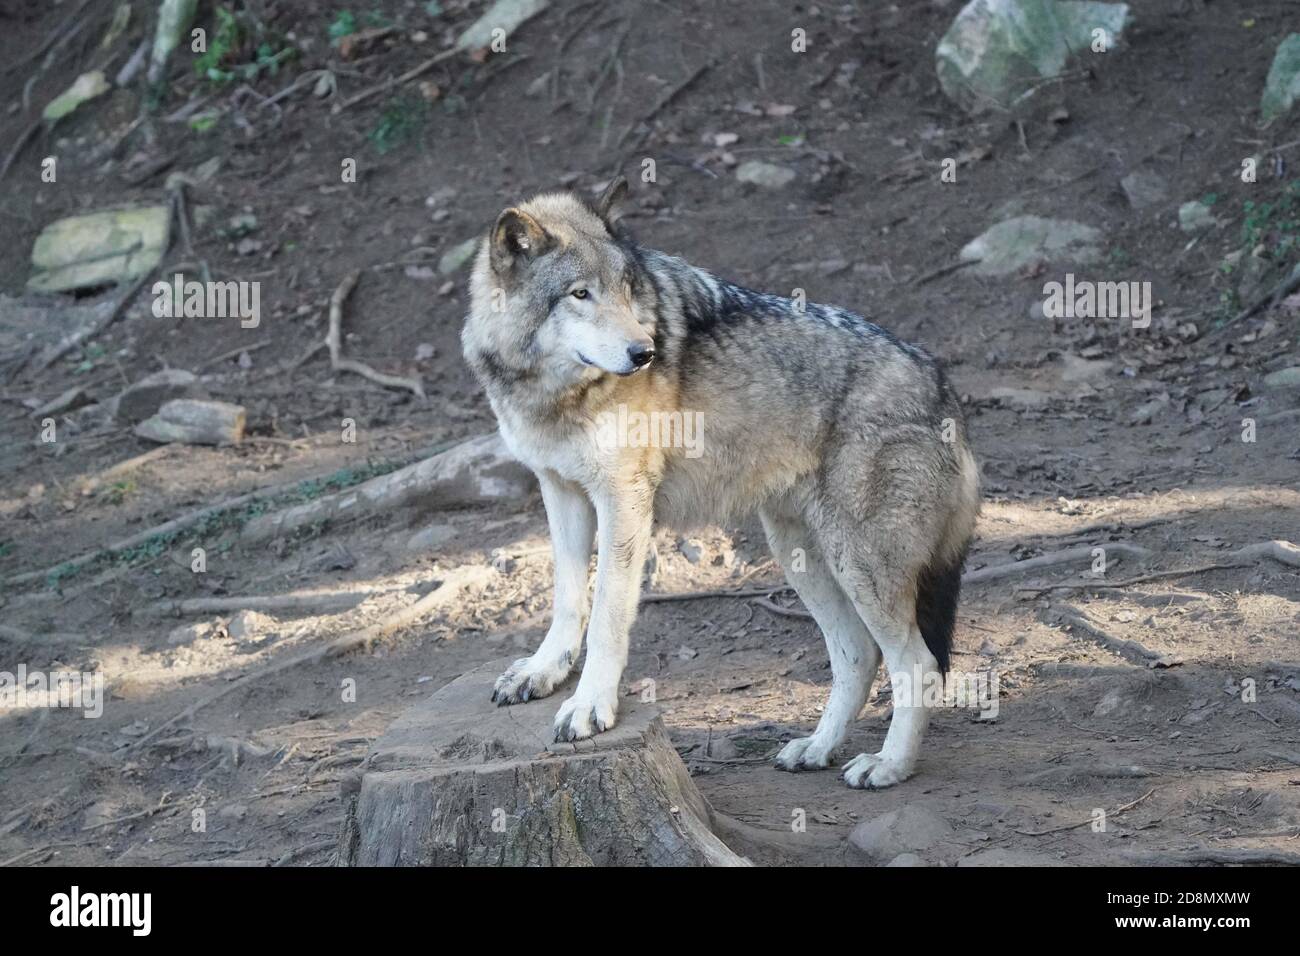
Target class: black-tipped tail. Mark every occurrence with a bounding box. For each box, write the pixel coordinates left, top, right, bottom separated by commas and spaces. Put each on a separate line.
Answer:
915, 543, 969, 674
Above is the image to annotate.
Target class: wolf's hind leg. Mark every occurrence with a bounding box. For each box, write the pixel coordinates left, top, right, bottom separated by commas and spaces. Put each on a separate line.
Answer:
493, 472, 594, 705
761, 504, 881, 771
837, 586, 936, 790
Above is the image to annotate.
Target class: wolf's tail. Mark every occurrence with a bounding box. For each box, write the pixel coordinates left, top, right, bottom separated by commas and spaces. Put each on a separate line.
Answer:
915, 541, 969, 675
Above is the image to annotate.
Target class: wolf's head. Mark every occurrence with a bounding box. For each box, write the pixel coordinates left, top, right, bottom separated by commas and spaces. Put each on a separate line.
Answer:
464, 177, 657, 390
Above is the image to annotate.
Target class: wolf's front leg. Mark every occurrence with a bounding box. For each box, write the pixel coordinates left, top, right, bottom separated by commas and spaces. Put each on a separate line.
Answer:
553, 484, 653, 741
493, 473, 594, 705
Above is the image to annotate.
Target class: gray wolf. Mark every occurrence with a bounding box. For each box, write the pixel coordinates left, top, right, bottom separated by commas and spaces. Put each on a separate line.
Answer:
462, 177, 980, 788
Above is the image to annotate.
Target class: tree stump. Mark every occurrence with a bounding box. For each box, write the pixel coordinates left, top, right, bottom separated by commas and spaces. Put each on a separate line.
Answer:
337, 659, 748, 866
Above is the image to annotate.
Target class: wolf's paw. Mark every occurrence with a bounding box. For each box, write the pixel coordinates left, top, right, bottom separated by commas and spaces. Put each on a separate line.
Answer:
553, 687, 618, 742
842, 751, 912, 790
773, 735, 836, 772
491, 654, 570, 706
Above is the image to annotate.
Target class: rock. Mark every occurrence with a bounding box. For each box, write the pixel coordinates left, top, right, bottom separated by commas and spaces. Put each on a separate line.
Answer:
27, 206, 171, 293
148, 0, 199, 85
226, 609, 278, 643
1264, 366, 1300, 388
678, 538, 705, 563
43, 71, 111, 123
455, 0, 550, 53
959, 215, 1102, 275
936, 0, 1129, 114
1262, 34, 1300, 123
1093, 687, 1125, 717
134, 398, 246, 445
1120, 170, 1168, 210
705, 736, 739, 760
338, 659, 748, 866
848, 805, 955, 860
1129, 393, 1169, 425
406, 523, 459, 553
735, 160, 796, 188
111, 369, 204, 422
1178, 200, 1218, 234
886, 852, 932, 867
167, 620, 219, 645
958, 847, 1063, 866
438, 238, 479, 275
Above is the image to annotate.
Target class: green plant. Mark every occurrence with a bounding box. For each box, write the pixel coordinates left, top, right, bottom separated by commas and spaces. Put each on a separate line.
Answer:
197, 5, 296, 86
328, 10, 358, 43
368, 96, 427, 153
102, 479, 136, 506
1241, 179, 1300, 259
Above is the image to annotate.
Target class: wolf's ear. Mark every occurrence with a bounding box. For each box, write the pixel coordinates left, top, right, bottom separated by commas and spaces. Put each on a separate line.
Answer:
594, 176, 629, 226
491, 208, 553, 270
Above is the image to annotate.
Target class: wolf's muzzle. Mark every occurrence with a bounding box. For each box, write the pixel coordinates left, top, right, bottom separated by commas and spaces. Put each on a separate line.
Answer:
628, 343, 655, 369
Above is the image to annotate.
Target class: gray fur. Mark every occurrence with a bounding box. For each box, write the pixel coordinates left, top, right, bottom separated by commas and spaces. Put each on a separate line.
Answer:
463, 182, 980, 787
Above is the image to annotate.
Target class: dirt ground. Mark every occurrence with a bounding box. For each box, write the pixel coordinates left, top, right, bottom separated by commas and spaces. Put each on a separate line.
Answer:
2, 0, 1299, 867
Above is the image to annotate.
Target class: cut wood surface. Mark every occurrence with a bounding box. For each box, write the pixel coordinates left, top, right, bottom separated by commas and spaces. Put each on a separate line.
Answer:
338, 659, 749, 867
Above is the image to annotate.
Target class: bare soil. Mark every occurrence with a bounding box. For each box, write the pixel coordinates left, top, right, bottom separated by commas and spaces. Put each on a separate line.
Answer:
1, 0, 1298, 867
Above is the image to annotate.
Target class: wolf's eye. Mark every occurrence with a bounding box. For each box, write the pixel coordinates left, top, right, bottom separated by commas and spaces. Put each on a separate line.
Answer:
570, 288, 589, 300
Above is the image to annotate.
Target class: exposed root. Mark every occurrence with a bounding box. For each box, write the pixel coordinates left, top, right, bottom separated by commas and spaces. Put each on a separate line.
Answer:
326, 269, 425, 398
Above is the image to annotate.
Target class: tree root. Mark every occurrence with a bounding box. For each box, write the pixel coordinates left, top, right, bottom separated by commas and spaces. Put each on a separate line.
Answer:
126, 564, 495, 754
326, 269, 425, 398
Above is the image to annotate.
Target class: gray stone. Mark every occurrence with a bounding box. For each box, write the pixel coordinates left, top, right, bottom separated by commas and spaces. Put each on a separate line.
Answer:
112, 369, 204, 422
438, 238, 480, 275
1120, 171, 1168, 210
678, 538, 705, 563
28, 206, 171, 293
735, 160, 796, 189
936, 0, 1129, 114
1178, 201, 1218, 234
1262, 34, 1300, 123
848, 804, 955, 860
226, 609, 279, 644
960, 215, 1103, 275
1264, 366, 1300, 388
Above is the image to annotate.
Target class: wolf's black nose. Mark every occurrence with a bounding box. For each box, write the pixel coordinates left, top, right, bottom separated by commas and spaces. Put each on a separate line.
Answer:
628, 343, 655, 368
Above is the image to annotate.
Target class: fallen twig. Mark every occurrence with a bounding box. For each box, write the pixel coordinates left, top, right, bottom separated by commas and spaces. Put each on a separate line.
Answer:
1015, 787, 1157, 836
913, 259, 980, 286
326, 269, 425, 398
334, 48, 458, 112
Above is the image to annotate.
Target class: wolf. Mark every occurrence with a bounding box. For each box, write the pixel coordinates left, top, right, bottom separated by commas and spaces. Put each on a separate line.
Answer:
462, 177, 980, 788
